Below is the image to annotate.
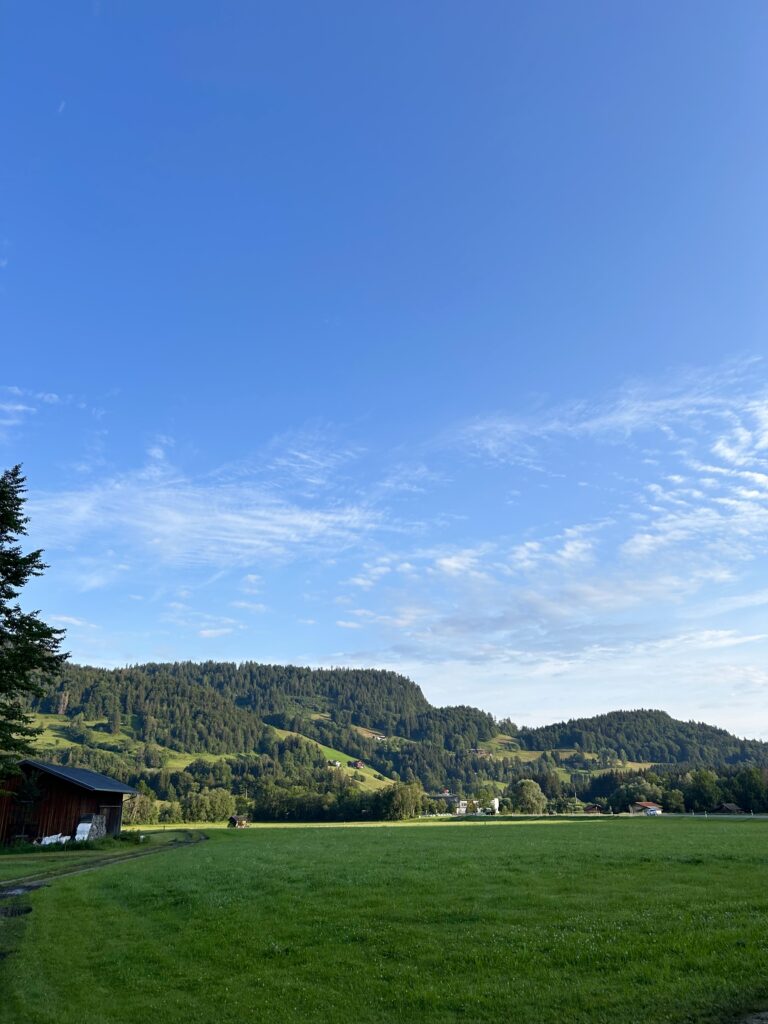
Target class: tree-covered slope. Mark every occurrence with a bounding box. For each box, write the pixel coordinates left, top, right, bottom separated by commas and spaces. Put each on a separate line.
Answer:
31, 664, 768, 771
518, 709, 765, 765
32, 660, 497, 752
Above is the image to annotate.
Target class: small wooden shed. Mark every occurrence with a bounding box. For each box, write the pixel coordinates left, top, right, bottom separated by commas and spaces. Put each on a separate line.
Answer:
0, 759, 138, 844
713, 802, 743, 815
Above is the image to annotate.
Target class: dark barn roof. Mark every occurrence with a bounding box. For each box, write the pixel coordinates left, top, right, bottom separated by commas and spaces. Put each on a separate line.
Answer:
20, 759, 138, 795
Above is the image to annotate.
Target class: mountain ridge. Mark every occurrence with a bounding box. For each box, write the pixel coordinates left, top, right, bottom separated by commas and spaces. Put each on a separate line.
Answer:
31, 660, 768, 769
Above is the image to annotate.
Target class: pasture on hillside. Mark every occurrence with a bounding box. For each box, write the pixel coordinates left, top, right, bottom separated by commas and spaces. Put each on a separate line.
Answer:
1, 818, 767, 1024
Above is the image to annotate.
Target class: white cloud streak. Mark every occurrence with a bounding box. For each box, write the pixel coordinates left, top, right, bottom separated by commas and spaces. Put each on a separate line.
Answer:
30, 460, 383, 571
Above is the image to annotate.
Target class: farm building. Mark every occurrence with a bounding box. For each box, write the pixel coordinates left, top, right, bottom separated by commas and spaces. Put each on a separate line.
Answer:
630, 801, 663, 816
713, 802, 743, 815
0, 759, 137, 845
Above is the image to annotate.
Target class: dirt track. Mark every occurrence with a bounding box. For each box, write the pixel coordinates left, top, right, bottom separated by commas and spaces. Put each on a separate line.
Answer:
0, 829, 207, 894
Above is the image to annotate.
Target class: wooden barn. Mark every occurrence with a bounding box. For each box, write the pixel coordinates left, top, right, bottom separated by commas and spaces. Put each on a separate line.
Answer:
0, 759, 137, 845
713, 802, 743, 815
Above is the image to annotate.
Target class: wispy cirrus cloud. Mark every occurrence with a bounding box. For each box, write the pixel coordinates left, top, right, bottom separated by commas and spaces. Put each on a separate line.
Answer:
213, 426, 365, 497
0, 385, 58, 433
0, 401, 37, 429
163, 601, 243, 640
451, 357, 763, 465
29, 455, 385, 572
230, 600, 268, 613
0, 385, 97, 447
49, 614, 100, 629
619, 401, 768, 562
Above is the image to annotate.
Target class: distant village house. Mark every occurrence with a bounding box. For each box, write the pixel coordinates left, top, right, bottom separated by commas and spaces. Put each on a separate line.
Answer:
430, 793, 469, 815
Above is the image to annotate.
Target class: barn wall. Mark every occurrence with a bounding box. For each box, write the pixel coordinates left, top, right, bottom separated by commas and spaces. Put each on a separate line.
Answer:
0, 772, 26, 842
0, 769, 125, 843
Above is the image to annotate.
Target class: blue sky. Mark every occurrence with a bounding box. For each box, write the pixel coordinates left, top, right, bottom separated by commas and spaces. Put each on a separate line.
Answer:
4, 4, 768, 735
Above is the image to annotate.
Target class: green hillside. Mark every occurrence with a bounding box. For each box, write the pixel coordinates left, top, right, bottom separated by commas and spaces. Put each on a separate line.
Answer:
19, 661, 768, 822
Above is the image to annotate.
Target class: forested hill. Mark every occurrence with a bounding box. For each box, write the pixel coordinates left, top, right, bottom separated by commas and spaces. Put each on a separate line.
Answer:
30, 662, 768, 770
518, 709, 766, 765
32, 661, 497, 755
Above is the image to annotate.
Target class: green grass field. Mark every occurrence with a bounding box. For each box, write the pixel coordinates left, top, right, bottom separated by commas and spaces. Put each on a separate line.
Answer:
2, 817, 768, 1024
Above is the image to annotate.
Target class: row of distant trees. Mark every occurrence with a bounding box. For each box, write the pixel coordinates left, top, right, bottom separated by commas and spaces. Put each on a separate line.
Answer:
596, 767, 768, 814
124, 781, 430, 824
499, 765, 768, 815
120, 763, 768, 825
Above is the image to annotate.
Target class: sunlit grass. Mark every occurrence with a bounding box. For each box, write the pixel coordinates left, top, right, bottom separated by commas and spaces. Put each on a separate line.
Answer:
2, 818, 768, 1024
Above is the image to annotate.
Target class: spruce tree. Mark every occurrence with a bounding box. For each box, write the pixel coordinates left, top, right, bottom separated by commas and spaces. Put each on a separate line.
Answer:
0, 465, 67, 770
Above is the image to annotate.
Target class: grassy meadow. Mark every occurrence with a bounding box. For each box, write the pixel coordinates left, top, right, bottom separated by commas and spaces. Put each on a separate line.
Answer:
2, 817, 768, 1024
